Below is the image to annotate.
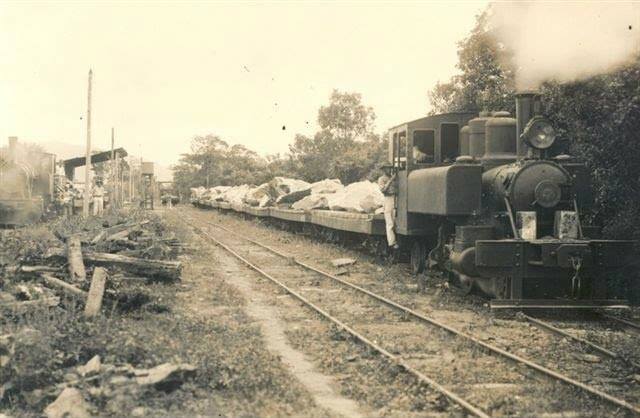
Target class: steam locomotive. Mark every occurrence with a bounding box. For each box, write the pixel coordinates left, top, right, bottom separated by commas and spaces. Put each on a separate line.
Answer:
388, 92, 634, 308
0, 137, 56, 226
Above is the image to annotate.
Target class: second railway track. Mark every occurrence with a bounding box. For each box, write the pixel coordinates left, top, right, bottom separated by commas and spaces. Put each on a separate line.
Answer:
184, 209, 640, 417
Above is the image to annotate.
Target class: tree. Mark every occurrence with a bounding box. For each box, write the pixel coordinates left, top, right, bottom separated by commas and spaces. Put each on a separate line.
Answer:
318, 90, 376, 140
172, 89, 387, 194
289, 90, 384, 183
427, 11, 515, 115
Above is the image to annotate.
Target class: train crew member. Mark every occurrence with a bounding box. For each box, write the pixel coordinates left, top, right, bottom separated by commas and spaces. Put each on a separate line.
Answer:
92, 179, 105, 217
378, 165, 399, 250
413, 144, 429, 163
62, 183, 73, 217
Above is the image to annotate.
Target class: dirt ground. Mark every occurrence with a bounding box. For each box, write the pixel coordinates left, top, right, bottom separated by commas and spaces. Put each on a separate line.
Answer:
0, 210, 330, 417
3, 205, 639, 417
178, 206, 640, 417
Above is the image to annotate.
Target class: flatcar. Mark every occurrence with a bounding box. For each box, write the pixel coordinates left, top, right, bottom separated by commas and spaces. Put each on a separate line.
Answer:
194, 92, 635, 309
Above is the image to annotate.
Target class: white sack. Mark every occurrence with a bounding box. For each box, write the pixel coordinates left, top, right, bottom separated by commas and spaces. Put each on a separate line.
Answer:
222, 184, 251, 205
211, 186, 231, 201
310, 179, 343, 194
244, 183, 274, 207
292, 194, 329, 211
327, 181, 384, 213
190, 187, 206, 201
271, 177, 310, 202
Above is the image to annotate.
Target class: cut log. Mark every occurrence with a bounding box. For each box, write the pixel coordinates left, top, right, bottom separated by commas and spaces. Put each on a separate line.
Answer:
20, 265, 62, 273
84, 267, 107, 317
66, 236, 86, 283
4, 265, 62, 275
90, 220, 148, 244
90, 230, 107, 244
41, 274, 88, 298
106, 230, 130, 241
83, 252, 181, 281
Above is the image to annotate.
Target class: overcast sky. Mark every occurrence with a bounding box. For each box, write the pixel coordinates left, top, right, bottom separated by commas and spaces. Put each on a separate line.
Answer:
0, 1, 487, 166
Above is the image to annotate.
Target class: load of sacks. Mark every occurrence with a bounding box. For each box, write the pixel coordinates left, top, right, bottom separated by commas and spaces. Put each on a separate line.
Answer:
191, 177, 384, 214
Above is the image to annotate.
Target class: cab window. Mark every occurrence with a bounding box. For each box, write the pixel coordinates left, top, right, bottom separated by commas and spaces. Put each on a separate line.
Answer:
441, 123, 459, 162
412, 130, 435, 163
393, 131, 407, 169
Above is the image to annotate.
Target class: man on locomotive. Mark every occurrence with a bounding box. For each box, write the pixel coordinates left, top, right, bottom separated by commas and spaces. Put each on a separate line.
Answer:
377, 165, 399, 250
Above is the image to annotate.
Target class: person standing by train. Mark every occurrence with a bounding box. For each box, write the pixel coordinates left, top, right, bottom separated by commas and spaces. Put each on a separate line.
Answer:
377, 165, 399, 250
92, 179, 105, 217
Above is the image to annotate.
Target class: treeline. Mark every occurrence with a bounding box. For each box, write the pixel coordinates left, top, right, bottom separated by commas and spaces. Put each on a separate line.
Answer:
429, 11, 640, 242
172, 90, 387, 198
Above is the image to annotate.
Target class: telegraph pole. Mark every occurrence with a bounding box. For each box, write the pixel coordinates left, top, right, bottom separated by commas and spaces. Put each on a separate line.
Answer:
83, 69, 93, 217
111, 127, 117, 207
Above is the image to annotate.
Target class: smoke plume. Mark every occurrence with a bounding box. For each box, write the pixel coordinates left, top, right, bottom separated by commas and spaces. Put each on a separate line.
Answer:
488, 2, 640, 90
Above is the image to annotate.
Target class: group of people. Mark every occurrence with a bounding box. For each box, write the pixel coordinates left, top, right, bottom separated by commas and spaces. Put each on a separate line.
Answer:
54, 176, 106, 217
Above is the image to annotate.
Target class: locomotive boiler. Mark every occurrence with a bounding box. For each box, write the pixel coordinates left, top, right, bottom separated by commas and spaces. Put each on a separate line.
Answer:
387, 92, 634, 308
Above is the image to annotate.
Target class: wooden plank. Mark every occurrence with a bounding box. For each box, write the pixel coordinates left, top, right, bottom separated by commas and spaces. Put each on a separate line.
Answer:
83, 252, 181, 281
66, 235, 86, 282
41, 274, 88, 298
84, 267, 108, 317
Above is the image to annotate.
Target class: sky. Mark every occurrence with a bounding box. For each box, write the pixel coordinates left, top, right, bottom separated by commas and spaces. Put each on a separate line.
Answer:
0, 1, 487, 167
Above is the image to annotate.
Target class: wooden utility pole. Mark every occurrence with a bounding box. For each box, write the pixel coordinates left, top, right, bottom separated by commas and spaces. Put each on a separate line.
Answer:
83, 69, 93, 217
111, 127, 118, 208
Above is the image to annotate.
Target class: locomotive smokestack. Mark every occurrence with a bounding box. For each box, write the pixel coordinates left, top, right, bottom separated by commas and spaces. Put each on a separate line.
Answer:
8, 136, 18, 163
515, 91, 540, 158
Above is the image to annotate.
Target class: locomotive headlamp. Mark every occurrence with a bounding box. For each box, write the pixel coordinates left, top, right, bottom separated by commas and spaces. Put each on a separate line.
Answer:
521, 117, 556, 150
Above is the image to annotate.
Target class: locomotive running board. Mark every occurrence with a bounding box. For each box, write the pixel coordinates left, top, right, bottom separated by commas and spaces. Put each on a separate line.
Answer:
490, 299, 630, 310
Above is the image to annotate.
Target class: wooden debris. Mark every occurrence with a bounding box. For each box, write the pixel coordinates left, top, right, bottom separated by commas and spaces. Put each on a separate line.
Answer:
77, 355, 101, 377
66, 235, 86, 283
5, 265, 61, 275
331, 258, 356, 268
135, 363, 196, 390
83, 252, 181, 281
84, 268, 107, 317
21, 265, 62, 273
44, 387, 90, 418
40, 274, 88, 299
106, 230, 130, 242
579, 354, 601, 363
90, 230, 107, 244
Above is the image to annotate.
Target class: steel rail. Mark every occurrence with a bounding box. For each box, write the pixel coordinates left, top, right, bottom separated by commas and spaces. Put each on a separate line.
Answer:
600, 313, 640, 332
195, 212, 640, 415
522, 314, 640, 369
184, 216, 490, 418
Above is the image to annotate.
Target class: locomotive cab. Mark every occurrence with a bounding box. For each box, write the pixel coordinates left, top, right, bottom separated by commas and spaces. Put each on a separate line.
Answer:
387, 112, 476, 239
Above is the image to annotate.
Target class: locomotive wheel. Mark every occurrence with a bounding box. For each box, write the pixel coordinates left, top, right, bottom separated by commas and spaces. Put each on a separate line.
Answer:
410, 240, 427, 275
458, 274, 475, 295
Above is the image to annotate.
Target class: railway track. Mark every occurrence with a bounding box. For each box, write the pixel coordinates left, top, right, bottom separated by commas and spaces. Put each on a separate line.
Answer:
601, 313, 640, 332
521, 313, 640, 369
183, 210, 640, 417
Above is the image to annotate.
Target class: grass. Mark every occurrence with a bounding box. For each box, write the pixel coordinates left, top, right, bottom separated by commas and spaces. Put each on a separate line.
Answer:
1, 209, 331, 417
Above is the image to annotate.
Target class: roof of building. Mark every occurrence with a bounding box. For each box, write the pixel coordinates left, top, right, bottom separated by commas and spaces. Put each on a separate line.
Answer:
63, 148, 128, 168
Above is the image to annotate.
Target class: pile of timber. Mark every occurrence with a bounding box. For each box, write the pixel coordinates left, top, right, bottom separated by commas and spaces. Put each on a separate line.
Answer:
1, 216, 183, 317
